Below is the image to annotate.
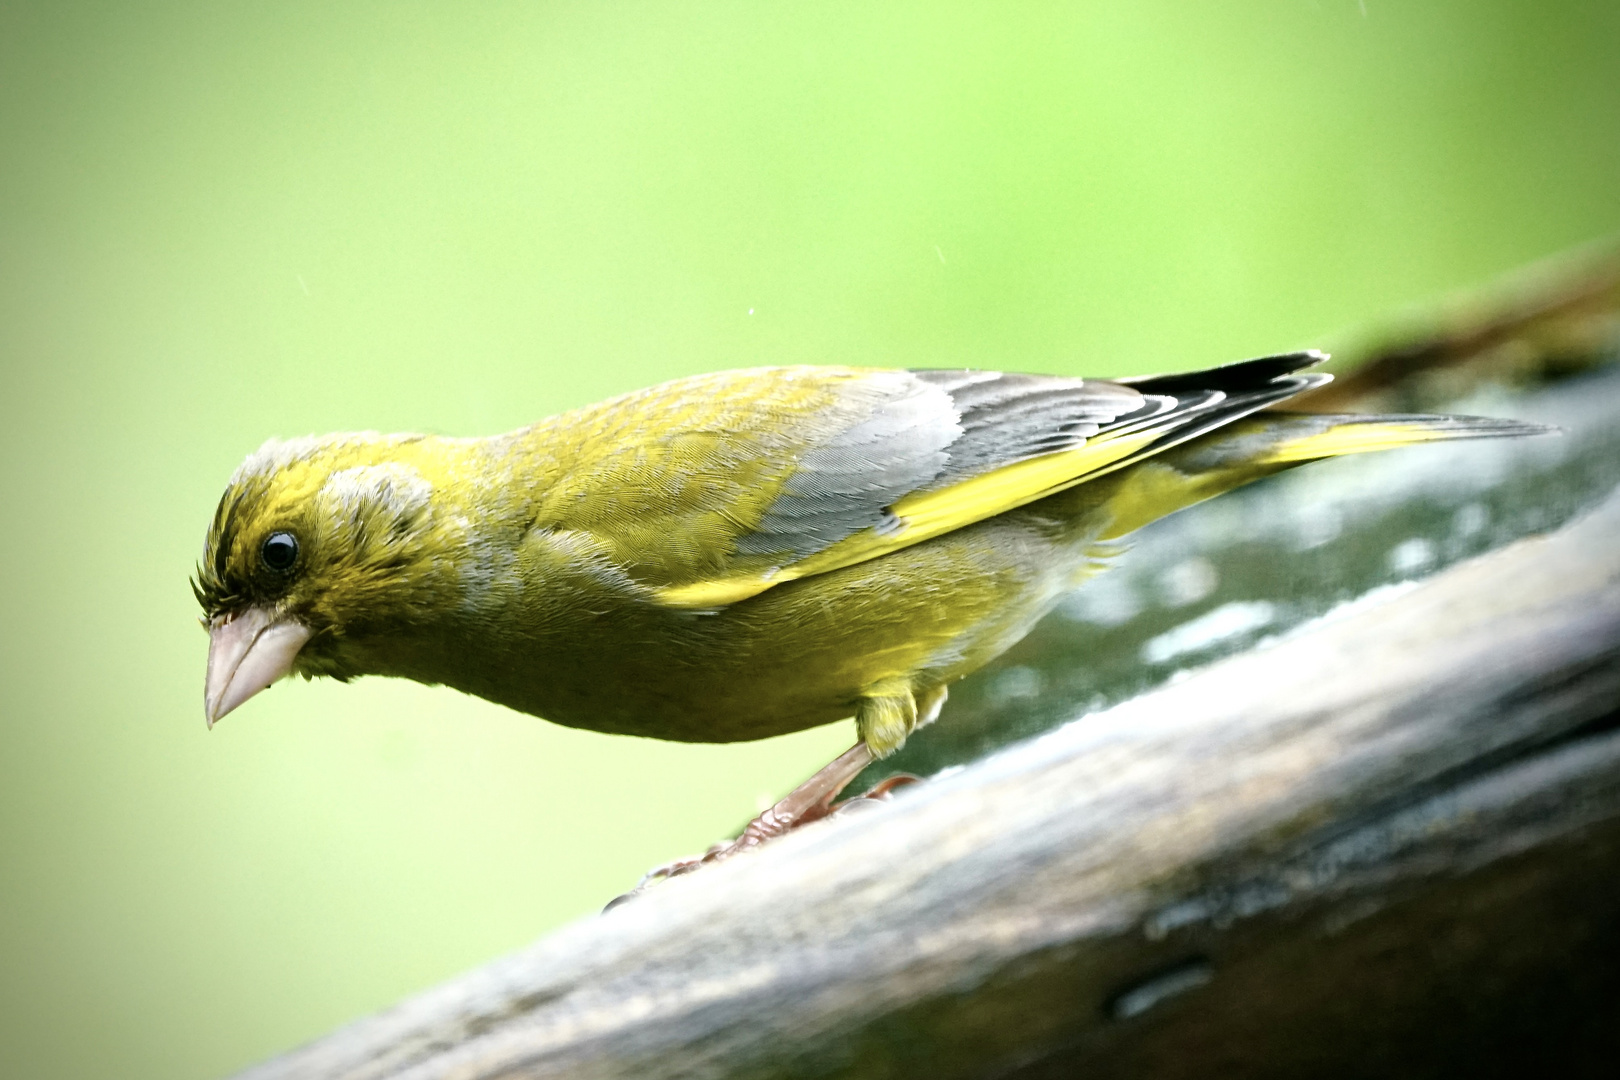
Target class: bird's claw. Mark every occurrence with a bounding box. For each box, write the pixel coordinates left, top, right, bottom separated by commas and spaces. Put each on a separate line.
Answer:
604, 756, 920, 911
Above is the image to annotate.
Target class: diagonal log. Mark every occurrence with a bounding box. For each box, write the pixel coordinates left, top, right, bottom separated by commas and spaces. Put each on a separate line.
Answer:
238, 481, 1620, 1080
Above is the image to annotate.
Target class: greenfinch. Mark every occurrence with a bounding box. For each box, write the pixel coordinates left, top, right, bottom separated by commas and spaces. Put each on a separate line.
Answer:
195, 353, 1544, 849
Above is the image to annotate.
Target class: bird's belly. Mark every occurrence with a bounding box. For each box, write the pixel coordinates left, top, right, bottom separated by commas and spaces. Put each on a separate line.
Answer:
468, 505, 1108, 743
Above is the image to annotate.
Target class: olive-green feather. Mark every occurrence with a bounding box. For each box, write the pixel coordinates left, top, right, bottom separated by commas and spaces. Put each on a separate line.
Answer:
195, 353, 1551, 759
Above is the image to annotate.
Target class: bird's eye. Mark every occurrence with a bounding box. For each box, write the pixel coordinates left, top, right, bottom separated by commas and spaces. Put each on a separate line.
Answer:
261, 532, 300, 572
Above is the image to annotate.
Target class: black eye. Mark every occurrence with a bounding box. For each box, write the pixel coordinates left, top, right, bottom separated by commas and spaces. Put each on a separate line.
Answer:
261, 532, 300, 572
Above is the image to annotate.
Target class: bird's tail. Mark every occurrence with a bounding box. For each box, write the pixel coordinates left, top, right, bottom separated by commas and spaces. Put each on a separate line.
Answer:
1092, 410, 1555, 540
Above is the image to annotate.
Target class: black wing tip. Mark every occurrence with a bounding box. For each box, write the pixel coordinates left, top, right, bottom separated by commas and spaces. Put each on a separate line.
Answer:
1116, 350, 1330, 395
909, 351, 1330, 393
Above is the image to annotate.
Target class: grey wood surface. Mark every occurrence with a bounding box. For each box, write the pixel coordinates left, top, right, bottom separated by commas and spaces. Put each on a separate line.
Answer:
238, 483, 1620, 1080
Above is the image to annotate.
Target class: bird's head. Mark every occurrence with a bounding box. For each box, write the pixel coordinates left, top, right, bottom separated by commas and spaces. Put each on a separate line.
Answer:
194, 433, 450, 727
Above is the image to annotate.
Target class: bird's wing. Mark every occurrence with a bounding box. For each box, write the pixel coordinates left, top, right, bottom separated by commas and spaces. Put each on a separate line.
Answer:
531, 355, 1327, 608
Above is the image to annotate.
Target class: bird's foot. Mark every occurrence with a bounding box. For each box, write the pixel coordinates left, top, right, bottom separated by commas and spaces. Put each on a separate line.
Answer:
605, 742, 919, 910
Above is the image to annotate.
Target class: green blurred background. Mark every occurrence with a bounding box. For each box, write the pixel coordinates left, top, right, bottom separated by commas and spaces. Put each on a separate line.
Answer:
1, 2, 1617, 1076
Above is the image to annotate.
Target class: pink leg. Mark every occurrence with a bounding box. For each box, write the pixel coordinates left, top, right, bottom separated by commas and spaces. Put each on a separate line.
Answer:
607, 741, 921, 908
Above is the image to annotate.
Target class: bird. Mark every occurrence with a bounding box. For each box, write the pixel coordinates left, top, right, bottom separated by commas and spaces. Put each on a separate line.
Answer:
195, 352, 1547, 871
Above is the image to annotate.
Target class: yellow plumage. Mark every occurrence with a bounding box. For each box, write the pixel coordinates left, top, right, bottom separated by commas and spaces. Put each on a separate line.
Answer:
194, 353, 1547, 765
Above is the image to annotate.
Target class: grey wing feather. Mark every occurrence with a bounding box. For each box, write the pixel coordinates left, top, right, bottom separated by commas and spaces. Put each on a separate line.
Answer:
734, 372, 958, 559
734, 353, 1329, 563
736, 369, 1148, 560
910, 369, 1152, 480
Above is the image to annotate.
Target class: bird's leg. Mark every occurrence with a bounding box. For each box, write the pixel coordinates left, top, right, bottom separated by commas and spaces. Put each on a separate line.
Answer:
722, 741, 879, 852
626, 742, 873, 886
609, 742, 927, 909
606, 686, 947, 909
815, 685, 942, 816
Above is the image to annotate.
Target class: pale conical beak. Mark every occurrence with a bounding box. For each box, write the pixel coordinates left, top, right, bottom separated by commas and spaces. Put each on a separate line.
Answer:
204, 607, 312, 728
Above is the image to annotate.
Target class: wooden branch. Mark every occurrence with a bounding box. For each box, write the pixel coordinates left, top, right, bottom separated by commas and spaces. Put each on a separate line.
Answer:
1300, 240, 1620, 411
237, 480, 1620, 1079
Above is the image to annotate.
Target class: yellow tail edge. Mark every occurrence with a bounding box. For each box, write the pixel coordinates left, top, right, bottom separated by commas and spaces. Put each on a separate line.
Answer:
1254, 412, 1558, 465
1094, 410, 1555, 541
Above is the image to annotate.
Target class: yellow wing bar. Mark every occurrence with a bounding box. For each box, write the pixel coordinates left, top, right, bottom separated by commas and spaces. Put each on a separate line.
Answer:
655, 428, 1159, 608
